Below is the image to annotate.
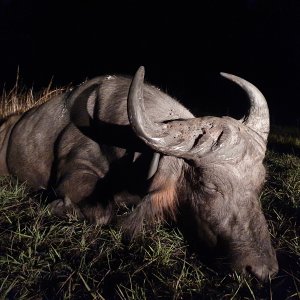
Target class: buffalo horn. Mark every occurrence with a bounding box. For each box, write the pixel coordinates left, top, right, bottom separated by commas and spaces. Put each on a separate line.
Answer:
220, 72, 270, 142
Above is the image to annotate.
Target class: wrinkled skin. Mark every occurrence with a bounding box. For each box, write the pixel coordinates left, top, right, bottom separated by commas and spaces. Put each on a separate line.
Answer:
0, 67, 278, 281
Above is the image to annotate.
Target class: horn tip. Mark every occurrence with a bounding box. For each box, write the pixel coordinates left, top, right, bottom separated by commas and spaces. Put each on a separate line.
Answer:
220, 72, 234, 80
137, 66, 145, 78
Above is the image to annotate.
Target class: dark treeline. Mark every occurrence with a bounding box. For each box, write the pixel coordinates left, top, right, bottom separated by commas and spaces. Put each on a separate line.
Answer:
0, 0, 300, 126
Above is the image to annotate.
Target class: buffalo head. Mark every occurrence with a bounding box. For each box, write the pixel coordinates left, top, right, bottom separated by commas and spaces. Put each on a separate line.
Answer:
127, 67, 278, 281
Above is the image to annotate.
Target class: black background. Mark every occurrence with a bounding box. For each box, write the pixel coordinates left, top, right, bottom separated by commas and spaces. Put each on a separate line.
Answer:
0, 0, 300, 126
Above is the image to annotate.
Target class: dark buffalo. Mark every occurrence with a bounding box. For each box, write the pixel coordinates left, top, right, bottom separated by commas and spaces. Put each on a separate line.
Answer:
0, 67, 278, 280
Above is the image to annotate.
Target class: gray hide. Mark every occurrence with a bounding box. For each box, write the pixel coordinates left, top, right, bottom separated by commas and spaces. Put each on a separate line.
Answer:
0, 67, 278, 281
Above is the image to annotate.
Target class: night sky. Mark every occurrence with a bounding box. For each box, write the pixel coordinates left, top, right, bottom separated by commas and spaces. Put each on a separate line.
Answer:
1, 0, 300, 126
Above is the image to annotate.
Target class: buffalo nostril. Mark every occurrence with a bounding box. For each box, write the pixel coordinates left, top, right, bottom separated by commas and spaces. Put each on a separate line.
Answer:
245, 264, 266, 281
245, 265, 264, 280
244, 264, 278, 281
245, 265, 252, 274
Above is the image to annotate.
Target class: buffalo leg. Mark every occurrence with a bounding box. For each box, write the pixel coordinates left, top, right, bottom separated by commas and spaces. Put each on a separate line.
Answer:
48, 171, 114, 225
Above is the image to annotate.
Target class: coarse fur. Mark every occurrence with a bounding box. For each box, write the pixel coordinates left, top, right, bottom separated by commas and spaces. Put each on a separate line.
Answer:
0, 75, 192, 224
0, 69, 278, 281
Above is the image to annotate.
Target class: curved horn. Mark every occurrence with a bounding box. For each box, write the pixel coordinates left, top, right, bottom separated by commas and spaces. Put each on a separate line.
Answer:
128, 67, 269, 161
127, 66, 164, 149
220, 73, 270, 142
128, 66, 195, 156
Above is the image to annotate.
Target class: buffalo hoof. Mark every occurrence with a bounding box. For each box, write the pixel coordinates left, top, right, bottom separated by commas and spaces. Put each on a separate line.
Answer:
47, 198, 84, 220
47, 199, 66, 217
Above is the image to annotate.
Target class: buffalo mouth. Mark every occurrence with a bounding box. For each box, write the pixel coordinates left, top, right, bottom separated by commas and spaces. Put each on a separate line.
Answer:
178, 220, 278, 281
230, 247, 279, 281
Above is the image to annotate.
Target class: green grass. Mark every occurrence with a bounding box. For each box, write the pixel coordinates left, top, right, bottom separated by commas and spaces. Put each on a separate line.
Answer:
0, 133, 299, 299
0, 84, 299, 299
268, 125, 300, 156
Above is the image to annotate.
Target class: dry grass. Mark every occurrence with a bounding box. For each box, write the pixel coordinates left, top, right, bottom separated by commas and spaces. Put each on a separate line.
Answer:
0, 71, 66, 118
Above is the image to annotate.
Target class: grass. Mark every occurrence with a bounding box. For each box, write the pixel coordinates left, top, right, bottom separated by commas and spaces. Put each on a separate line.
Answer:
268, 125, 300, 156
0, 86, 299, 299
0, 70, 66, 119
2, 174, 298, 300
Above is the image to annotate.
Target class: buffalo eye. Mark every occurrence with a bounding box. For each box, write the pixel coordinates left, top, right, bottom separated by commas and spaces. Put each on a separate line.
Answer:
200, 182, 219, 194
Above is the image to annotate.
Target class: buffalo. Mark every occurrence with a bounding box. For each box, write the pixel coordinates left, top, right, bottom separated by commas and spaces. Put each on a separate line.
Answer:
0, 66, 278, 280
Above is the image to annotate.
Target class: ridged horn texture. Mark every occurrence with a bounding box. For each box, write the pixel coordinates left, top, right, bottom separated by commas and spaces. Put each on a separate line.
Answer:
128, 67, 269, 160
220, 72, 270, 142
127, 66, 195, 157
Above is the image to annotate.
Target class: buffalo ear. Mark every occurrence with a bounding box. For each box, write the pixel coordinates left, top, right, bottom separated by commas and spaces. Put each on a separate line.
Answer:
70, 84, 99, 128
